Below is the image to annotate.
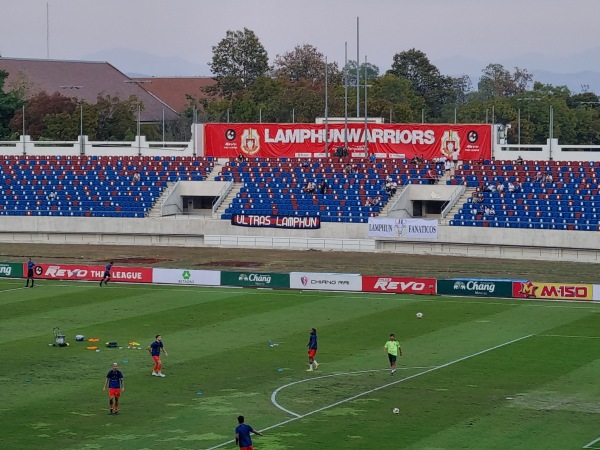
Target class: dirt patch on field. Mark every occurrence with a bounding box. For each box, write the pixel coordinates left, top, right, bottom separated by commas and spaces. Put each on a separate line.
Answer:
111, 258, 171, 265
196, 260, 265, 268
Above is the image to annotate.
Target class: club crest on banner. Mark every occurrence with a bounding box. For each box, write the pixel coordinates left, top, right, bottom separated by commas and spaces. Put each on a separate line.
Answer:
440, 130, 460, 159
241, 128, 260, 155
394, 219, 408, 237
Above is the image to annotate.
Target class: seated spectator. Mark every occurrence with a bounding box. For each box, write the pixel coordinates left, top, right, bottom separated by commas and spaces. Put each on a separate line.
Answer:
343, 164, 352, 174
133, 172, 141, 183
484, 183, 496, 193
319, 180, 328, 194
47, 191, 57, 201
516, 155, 524, 165
489, 206, 496, 215
514, 181, 522, 193
496, 182, 504, 193
535, 171, 543, 182
444, 159, 452, 172
545, 173, 553, 183
410, 155, 420, 164
385, 175, 393, 184
372, 196, 381, 206
365, 197, 373, 207
474, 192, 484, 203
369, 153, 376, 163
302, 159, 311, 168
236, 154, 246, 162
389, 181, 398, 195
302, 181, 316, 193
507, 182, 515, 192
424, 168, 437, 185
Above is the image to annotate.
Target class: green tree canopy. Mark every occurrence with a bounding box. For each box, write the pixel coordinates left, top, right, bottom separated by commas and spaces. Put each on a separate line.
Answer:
208, 28, 270, 99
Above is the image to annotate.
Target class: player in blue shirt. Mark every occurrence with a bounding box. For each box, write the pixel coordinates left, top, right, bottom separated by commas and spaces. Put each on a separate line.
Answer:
235, 415, 262, 450
306, 328, 319, 371
102, 362, 124, 415
99, 262, 113, 287
25, 257, 35, 288
147, 334, 168, 377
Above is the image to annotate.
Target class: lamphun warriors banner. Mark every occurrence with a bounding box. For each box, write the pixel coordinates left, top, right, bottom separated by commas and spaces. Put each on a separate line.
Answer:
231, 214, 321, 229
368, 218, 438, 239
204, 123, 491, 160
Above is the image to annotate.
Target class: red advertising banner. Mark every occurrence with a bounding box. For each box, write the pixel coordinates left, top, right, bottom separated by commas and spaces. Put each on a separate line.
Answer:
362, 276, 437, 295
231, 214, 320, 229
512, 281, 593, 301
204, 123, 491, 160
33, 264, 152, 283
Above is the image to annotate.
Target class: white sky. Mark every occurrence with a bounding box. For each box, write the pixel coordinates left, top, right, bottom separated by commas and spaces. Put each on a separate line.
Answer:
1, 0, 599, 76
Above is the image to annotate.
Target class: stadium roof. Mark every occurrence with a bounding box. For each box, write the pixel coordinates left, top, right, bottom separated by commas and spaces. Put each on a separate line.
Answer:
0, 57, 179, 123
130, 76, 217, 113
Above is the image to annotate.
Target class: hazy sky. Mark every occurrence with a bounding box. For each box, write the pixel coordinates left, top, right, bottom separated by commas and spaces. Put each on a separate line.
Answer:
2, 0, 599, 78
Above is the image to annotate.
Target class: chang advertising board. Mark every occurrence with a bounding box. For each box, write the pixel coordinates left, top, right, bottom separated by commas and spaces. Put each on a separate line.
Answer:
152, 268, 220, 286
368, 218, 438, 239
437, 279, 513, 298
362, 276, 436, 295
205, 123, 491, 160
33, 263, 152, 283
221, 271, 290, 288
0, 262, 23, 278
290, 272, 362, 292
512, 281, 593, 301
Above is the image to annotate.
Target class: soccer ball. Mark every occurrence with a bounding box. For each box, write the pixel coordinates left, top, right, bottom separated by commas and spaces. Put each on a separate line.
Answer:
416, 312, 423, 319
392, 407, 400, 414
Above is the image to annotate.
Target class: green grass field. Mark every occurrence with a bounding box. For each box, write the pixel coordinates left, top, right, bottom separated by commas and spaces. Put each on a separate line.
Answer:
1, 278, 599, 450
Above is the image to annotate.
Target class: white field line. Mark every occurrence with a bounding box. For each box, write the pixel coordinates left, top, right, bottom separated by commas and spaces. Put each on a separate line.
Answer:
0, 286, 31, 294
205, 334, 533, 450
540, 334, 600, 339
584, 435, 600, 449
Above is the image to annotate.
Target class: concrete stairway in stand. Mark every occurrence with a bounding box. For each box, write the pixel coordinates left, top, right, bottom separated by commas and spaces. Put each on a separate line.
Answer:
147, 182, 176, 218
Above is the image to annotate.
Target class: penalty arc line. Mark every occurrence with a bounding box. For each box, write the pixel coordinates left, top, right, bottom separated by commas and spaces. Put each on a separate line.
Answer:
205, 334, 533, 450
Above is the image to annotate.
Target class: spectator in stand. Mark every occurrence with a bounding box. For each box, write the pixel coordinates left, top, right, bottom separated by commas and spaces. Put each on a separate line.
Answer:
474, 192, 484, 203
514, 181, 522, 193
372, 196, 381, 206
302, 181, 316, 194
508, 182, 515, 193
545, 173, 553, 183
319, 180, 328, 194
365, 197, 373, 207
535, 171, 544, 182
484, 183, 496, 193
132, 172, 141, 184
496, 182, 504, 193
489, 206, 496, 215
343, 164, 352, 175
484, 205, 492, 215
302, 159, 311, 168
516, 155, 524, 165
424, 168, 437, 185
369, 153, 376, 163
236, 154, 246, 162
47, 190, 57, 201
389, 180, 398, 195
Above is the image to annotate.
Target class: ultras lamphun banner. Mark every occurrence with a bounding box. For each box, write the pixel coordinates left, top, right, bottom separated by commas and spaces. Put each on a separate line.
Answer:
204, 123, 492, 160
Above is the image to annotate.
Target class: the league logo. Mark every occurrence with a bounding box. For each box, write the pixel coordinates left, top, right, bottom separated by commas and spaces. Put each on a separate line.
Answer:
301, 276, 309, 286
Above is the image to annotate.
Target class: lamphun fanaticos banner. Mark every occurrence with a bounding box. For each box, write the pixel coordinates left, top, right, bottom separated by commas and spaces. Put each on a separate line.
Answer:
204, 123, 491, 160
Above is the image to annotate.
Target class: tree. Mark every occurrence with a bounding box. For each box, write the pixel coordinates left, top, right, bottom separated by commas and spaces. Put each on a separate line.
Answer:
273, 44, 331, 85
94, 95, 140, 141
478, 64, 532, 99
10, 91, 75, 139
208, 28, 269, 99
0, 70, 25, 139
344, 60, 380, 85
389, 49, 454, 120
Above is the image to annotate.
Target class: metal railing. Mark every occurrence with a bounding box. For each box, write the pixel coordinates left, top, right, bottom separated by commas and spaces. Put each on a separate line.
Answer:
441, 185, 466, 218
212, 180, 234, 216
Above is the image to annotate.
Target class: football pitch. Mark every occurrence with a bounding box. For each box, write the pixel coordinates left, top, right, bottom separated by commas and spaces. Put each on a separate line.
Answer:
1, 278, 599, 450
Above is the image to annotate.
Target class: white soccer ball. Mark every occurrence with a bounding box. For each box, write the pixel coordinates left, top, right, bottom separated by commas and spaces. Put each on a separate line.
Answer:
416, 312, 423, 319
392, 407, 400, 414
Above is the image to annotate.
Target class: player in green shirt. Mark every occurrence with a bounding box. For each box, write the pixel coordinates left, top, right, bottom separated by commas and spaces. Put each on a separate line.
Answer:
384, 333, 402, 375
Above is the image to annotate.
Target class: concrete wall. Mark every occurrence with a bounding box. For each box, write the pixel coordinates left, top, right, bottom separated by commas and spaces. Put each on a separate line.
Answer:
1, 215, 599, 262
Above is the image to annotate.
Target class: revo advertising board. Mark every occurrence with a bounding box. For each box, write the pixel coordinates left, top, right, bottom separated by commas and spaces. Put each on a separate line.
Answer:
221, 271, 290, 288
205, 123, 491, 160
33, 264, 152, 283
152, 268, 220, 286
437, 279, 514, 298
290, 272, 362, 292
512, 281, 593, 301
362, 276, 436, 295
0, 262, 23, 278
